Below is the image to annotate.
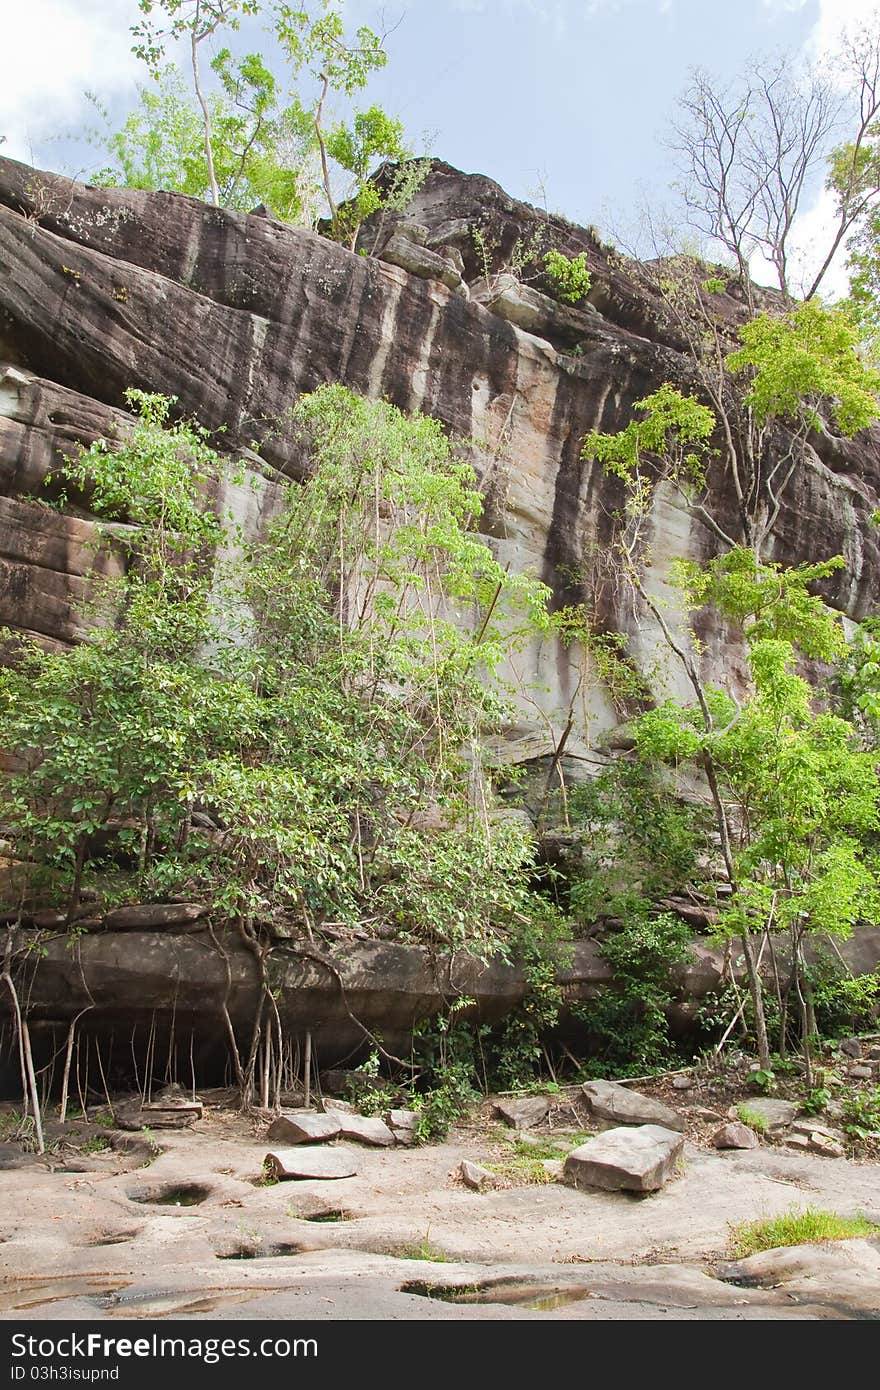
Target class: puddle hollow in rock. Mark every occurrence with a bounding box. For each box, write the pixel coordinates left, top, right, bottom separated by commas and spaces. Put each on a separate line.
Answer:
400, 1278, 594, 1311
126, 1182, 211, 1207
304, 1210, 352, 1223
215, 1241, 305, 1260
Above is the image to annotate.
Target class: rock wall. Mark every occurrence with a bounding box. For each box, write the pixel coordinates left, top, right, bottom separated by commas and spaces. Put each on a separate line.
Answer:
2, 156, 880, 1081
3, 156, 878, 766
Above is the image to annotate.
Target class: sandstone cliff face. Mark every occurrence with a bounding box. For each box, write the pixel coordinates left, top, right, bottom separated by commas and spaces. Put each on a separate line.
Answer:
1, 157, 879, 1073
3, 156, 878, 767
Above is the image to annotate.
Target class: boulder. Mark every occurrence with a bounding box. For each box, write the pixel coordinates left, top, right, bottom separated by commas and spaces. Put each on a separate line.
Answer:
735, 1098, 799, 1134
266, 1111, 342, 1145
264, 1147, 358, 1180
458, 1160, 496, 1191
386, 1108, 419, 1146
379, 232, 466, 293
712, 1122, 759, 1150
563, 1125, 685, 1193
115, 1097, 202, 1130
581, 1080, 686, 1133
335, 1114, 395, 1147
103, 903, 208, 930
493, 1097, 552, 1130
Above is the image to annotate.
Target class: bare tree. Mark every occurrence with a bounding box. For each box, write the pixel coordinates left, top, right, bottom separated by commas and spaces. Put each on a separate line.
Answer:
671, 19, 880, 302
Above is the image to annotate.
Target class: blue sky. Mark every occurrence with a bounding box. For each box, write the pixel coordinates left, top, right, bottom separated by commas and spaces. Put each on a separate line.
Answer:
0, 0, 870, 275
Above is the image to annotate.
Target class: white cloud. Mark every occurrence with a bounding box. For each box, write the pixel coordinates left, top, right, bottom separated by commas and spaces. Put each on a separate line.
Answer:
1, 0, 141, 166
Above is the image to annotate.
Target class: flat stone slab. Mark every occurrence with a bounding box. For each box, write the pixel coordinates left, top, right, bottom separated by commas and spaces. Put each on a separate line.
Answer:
116, 1102, 203, 1131
266, 1111, 342, 1145
735, 1098, 799, 1133
264, 1147, 358, 1180
336, 1114, 395, 1147
581, 1080, 685, 1133
493, 1097, 552, 1129
564, 1125, 685, 1193
103, 903, 207, 929
712, 1121, 759, 1150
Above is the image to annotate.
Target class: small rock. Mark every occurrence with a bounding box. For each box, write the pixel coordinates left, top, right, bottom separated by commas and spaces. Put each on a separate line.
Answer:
840, 1038, 863, 1058
806, 1133, 845, 1158
784, 1134, 812, 1151
264, 1147, 358, 1180
459, 1160, 496, 1191
791, 1120, 840, 1140
510, 1131, 542, 1148
564, 1125, 685, 1193
581, 1080, 685, 1133
493, 1097, 552, 1130
542, 1159, 565, 1180
848, 1065, 873, 1080
712, 1122, 759, 1150
693, 1106, 725, 1122
386, 1108, 418, 1146
672, 1076, 694, 1091
867, 1046, 880, 1062
266, 1111, 342, 1145
335, 1114, 395, 1147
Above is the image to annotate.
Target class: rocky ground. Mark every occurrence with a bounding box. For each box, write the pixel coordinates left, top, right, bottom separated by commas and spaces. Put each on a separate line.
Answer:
1, 1060, 879, 1323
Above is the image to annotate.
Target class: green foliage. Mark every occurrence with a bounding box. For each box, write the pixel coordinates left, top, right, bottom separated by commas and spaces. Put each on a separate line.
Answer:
727, 299, 880, 436
0, 386, 552, 956
568, 760, 704, 925
675, 548, 848, 663
837, 617, 880, 747
582, 383, 715, 512
735, 1103, 769, 1133
808, 954, 880, 1037
840, 1087, 880, 1141
729, 1206, 876, 1259
91, 61, 313, 221
577, 908, 692, 1075
801, 1087, 832, 1116
543, 249, 591, 304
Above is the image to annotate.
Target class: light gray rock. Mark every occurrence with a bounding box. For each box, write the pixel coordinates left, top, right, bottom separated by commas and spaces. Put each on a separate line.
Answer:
840, 1038, 863, 1058
564, 1125, 685, 1193
266, 1111, 342, 1145
848, 1064, 873, 1080
380, 233, 464, 292
581, 1080, 686, 1133
264, 1147, 358, 1180
712, 1121, 759, 1150
459, 1160, 496, 1191
806, 1133, 845, 1158
736, 1098, 799, 1133
386, 1108, 418, 1146
672, 1075, 694, 1091
542, 1159, 565, 1180
335, 1114, 395, 1147
321, 1098, 356, 1115
493, 1097, 552, 1130
791, 1119, 840, 1140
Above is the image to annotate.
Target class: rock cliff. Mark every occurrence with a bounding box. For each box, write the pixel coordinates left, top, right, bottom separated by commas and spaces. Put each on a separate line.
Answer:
1, 156, 879, 1078
3, 156, 879, 761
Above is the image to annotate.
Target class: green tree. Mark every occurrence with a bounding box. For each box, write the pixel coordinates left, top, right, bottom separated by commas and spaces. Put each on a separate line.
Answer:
132, 0, 260, 207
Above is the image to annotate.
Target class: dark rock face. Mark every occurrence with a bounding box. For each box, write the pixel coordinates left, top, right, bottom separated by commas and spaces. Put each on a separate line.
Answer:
2, 156, 878, 747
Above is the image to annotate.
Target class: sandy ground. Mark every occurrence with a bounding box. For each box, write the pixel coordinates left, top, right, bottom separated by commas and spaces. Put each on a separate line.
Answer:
1, 1085, 879, 1322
